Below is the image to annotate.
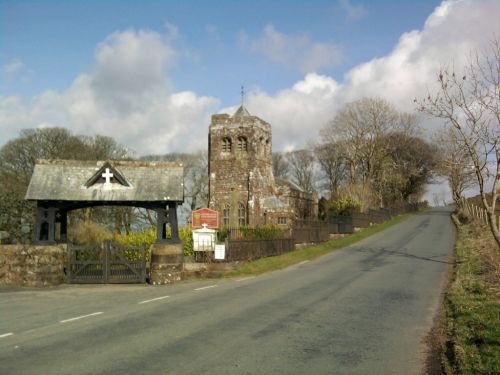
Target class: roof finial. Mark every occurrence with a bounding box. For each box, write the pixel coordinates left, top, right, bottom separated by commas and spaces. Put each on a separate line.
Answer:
241, 85, 245, 107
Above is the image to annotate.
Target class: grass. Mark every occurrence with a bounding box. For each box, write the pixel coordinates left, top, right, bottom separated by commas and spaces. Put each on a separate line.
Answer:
227, 213, 413, 277
442, 218, 500, 374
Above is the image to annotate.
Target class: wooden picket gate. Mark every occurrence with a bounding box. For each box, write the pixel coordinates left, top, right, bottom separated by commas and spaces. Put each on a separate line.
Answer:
66, 241, 147, 284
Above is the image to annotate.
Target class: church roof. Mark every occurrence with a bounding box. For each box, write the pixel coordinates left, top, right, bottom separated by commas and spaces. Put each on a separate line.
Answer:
262, 196, 289, 210
232, 105, 252, 118
25, 159, 184, 203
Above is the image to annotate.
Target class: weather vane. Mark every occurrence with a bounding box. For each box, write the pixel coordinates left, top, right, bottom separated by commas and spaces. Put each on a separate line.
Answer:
241, 85, 245, 106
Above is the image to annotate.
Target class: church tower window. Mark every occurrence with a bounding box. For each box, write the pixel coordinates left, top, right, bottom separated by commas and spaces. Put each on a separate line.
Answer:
221, 137, 232, 153
237, 136, 248, 151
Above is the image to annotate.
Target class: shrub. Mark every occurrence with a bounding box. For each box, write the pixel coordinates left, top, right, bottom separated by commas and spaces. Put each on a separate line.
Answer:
115, 226, 194, 257
218, 224, 288, 241
179, 227, 193, 256
327, 196, 361, 216
68, 221, 113, 245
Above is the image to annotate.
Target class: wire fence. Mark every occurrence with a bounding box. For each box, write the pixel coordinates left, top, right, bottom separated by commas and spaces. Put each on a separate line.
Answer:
326, 202, 426, 234
460, 198, 500, 230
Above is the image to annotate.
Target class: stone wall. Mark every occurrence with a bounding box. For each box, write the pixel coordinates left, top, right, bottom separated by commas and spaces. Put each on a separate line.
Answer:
208, 109, 275, 227
276, 179, 319, 221
150, 243, 183, 285
208, 107, 318, 228
0, 244, 66, 287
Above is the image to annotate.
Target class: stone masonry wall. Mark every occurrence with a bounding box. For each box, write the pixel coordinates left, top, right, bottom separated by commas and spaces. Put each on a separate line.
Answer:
209, 112, 275, 227
0, 244, 66, 287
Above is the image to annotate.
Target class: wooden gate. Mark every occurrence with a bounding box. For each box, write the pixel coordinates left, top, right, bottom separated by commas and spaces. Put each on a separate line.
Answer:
66, 241, 147, 283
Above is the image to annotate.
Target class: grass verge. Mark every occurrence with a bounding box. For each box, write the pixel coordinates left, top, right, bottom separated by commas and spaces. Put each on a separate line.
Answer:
442, 218, 500, 374
227, 213, 413, 277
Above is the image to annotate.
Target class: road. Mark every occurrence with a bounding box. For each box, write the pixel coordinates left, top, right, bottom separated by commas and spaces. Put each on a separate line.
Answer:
0, 208, 455, 374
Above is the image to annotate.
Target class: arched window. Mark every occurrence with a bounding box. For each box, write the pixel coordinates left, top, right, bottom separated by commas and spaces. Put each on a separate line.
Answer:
237, 136, 248, 151
221, 137, 232, 153
223, 204, 230, 226
238, 203, 246, 226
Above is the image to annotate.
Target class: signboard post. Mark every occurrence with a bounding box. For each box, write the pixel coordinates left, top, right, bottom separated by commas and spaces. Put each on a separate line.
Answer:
191, 208, 220, 229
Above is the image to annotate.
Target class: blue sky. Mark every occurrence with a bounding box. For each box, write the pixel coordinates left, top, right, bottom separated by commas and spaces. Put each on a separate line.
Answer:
2, 0, 440, 105
1, 0, 499, 170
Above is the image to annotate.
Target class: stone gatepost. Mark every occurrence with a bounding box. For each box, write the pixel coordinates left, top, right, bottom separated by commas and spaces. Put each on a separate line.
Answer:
150, 243, 183, 285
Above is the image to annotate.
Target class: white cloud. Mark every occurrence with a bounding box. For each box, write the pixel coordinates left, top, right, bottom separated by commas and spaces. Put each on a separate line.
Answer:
342, 0, 500, 116
241, 0, 500, 152
3, 59, 25, 78
0, 28, 219, 155
3, 59, 24, 77
245, 24, 344, 73
339, 0, 368, 21
2, 0, 500, 162
223, 73, 341, 151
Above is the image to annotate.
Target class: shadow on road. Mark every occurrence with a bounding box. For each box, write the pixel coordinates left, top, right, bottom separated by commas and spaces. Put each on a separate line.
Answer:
354, 247, 456, 265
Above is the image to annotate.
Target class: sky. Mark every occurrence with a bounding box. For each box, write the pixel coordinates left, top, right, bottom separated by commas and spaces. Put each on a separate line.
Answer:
1, 0, 500, 200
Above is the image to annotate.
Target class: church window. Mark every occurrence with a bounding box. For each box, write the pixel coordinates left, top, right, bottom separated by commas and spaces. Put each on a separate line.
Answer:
237, 137, 248, 151
221, 137, 232, 153
238, 203, 246, 226
223, 204, 230, 226
278, 217, 287, 225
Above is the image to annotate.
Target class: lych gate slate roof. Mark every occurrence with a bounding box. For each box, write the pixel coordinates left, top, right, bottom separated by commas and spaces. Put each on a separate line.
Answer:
25, 160, 184, 202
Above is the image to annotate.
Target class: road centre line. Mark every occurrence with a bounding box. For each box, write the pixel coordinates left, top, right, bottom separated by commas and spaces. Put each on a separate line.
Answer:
138, 296, 170, 304
0, 332, 14, 338
60, 312, 104, 324
194, 285, 217, 291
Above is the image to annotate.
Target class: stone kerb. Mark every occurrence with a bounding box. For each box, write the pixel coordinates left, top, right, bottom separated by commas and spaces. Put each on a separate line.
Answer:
150, 243, 183, 285
0, 244, 66, 287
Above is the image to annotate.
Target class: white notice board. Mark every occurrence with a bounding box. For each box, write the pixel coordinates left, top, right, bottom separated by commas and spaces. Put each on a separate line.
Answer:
214, 244, 225, 260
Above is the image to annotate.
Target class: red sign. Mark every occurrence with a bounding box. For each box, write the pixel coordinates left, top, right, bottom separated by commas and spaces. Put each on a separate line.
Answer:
191, 208, 220, 229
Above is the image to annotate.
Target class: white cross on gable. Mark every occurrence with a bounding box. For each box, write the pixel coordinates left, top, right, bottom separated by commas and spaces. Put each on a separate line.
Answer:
102, 168, 113, 186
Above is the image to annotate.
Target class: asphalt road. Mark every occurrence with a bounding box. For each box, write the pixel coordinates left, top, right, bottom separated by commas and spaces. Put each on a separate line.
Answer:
0, 208, 455, 375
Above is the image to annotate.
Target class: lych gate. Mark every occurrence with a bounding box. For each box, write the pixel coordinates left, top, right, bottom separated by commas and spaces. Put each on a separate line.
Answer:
25, 159, 184, 244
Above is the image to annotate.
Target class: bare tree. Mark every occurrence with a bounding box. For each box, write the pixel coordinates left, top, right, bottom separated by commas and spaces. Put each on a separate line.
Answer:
286, 149, 316, 192
141, 151, 209, 223
272, 152, 289, 180
320, 97, 414, 184
313, 142, 346, 198
416, 38, 500, 249
435, 128, 477, 206
319, 97, 427, 207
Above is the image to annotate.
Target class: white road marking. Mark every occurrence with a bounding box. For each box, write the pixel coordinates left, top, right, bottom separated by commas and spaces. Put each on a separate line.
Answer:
60, 312, 103, 324
235, 277, 255, 282
194, 285, 217, 291
297, 260, 310, 266
0, 332, 14, 338
138, 295, 170, 304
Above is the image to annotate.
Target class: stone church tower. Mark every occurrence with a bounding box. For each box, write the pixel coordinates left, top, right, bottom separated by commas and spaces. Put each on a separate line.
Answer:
208, 105, 275, 227
208, 105, 318, 228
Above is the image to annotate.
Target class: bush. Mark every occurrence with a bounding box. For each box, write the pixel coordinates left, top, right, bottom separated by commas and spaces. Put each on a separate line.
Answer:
218, 225, 288, 241
179, 227, 193, 256
327, 196, 361, 216
115, 226, 194, 257
68, 221, 113, 245
69, 221, 194, 257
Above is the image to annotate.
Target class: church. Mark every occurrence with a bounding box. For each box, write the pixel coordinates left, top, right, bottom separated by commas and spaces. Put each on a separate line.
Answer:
207, 105, 318, 227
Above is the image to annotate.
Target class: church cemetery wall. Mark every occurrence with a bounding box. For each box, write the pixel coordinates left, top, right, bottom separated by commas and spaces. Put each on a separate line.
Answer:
0, 244, 66, 287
